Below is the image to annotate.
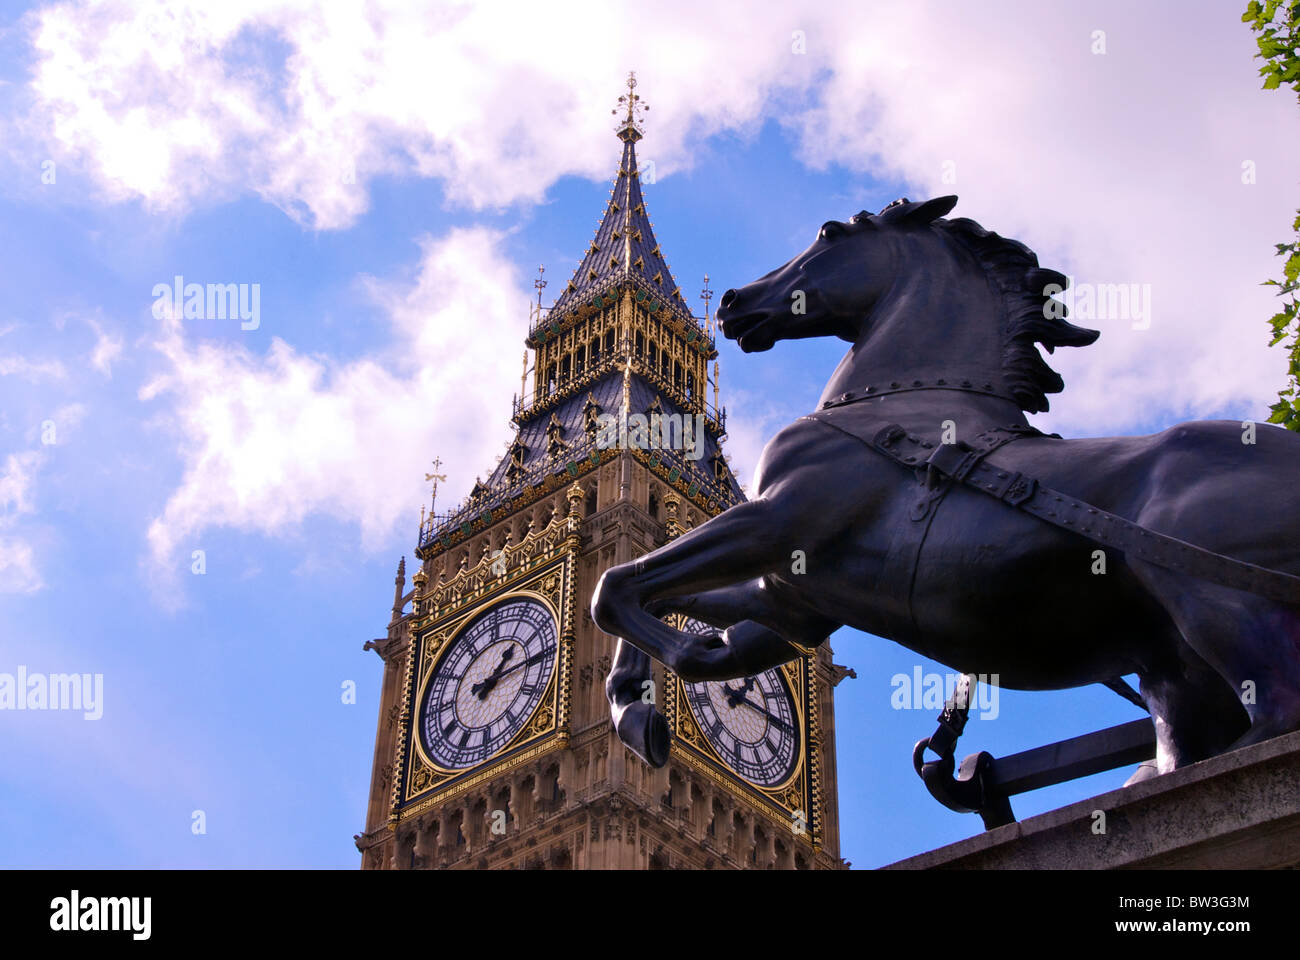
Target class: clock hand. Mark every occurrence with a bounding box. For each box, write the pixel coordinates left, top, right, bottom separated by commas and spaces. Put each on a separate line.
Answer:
471, 649, 550, 700
488, 650, 551, 682
731, 696, 795, 736
722, 676, 756, 708
470, 647, 515, 699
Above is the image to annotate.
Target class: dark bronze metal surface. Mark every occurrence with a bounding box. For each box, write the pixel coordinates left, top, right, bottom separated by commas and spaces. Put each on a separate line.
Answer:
593, 196, 1300, 790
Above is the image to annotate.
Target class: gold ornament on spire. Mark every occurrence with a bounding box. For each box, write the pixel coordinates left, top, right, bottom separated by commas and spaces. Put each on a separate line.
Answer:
533, 264, 547, 312
700, 274, 714, 339
424, 456, 447, 516
612, 71, 648, 142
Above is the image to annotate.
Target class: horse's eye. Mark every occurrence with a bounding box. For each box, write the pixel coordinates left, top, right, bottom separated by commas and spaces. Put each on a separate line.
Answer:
819, 221, 847, 241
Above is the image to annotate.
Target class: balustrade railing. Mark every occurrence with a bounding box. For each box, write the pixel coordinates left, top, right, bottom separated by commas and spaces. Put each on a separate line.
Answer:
418, 423, 740, 550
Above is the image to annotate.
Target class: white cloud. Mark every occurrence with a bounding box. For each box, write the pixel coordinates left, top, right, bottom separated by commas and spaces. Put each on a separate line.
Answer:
0, 451, 44, 593
0, 538, 41, 590
0, 538, 41, 593
139, 226, 525, 571
780, 4, 1300, 434
0, 451, 41, 520
16, 0, 1300, 435
88, 317, 123, 377
0, 355, 66, 381
17, 0, 811, 228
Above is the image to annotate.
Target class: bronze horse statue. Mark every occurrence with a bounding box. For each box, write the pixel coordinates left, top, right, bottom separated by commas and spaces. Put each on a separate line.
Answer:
592, 195, 1300, 783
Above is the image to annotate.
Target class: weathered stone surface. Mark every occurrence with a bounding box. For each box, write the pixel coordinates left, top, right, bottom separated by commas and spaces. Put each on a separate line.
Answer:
885, 730, 1300, 869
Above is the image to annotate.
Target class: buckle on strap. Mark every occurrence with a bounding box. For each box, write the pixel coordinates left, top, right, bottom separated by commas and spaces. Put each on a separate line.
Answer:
925, 442, 980, 481
993, 471, 1036, 506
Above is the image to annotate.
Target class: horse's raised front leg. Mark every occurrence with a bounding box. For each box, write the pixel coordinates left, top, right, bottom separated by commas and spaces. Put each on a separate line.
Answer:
597, 505, 801, 767
593, 418, 867, 765
647, 579, 841, 670
605, 638, 671, 766
593, 498, 808, 675
606, 580, 837, 767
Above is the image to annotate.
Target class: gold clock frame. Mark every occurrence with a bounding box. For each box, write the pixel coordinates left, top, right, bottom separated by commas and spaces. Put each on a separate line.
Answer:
410, 586, 562, 774
390, 525, 577, 827
665, 652, 824, 850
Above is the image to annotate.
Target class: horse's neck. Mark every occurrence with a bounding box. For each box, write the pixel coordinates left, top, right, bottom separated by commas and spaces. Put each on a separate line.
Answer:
858, 392, 1030, 439
819, 266, 1010, 409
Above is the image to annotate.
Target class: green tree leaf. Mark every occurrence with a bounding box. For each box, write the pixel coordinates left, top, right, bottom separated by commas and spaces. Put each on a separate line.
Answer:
1245, 0, 1300, 429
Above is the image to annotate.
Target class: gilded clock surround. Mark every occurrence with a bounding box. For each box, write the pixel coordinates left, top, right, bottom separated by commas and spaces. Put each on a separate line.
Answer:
411, 589, 562, 774
393, 525, 578, 824
666, 654, 822, 845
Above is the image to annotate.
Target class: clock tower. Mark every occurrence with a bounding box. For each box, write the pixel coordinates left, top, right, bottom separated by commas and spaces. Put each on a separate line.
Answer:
355, 76, 849, 870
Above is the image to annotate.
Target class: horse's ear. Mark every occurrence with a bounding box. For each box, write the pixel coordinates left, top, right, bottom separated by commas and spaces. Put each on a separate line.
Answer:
881, 195, 958, 227
1028, 268, 1068, 293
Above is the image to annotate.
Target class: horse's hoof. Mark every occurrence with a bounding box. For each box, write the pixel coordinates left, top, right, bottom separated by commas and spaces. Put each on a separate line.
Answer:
1123, 759, 1160, 786
615, 702, 671, 768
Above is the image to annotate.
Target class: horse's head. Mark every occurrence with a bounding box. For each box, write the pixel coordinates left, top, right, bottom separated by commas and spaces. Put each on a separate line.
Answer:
716, 196, 960, 354
716, 195, 1100, 414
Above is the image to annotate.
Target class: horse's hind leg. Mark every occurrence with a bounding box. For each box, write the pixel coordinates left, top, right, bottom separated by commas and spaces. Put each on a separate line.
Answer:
1131, 560, 1300, 754
1132, 657, 1249, 779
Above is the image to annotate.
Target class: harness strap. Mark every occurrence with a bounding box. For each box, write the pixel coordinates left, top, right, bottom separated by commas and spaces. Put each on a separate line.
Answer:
866, 423, 1300, 606
802, 414, 1041, 640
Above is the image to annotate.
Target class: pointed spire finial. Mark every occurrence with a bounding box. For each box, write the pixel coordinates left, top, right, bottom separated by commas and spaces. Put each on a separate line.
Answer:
424, 456, 447, 516
612, 71, 648, 142
392, 556, 407, 617
534, 264, 547, 310
700, 274, 714, 337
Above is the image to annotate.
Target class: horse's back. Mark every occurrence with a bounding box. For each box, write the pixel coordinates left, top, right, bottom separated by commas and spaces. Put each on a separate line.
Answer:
995, 419, 1300, 574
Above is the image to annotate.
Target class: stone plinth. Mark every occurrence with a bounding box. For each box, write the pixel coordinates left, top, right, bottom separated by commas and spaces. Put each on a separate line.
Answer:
885, 729, 1300, 869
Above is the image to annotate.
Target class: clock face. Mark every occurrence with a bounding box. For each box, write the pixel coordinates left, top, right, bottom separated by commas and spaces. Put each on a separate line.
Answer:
419, 596, 558, 770
679, 618, 800, 788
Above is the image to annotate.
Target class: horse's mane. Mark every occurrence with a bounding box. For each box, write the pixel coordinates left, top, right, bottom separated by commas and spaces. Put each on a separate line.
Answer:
872, 197, 1100, 414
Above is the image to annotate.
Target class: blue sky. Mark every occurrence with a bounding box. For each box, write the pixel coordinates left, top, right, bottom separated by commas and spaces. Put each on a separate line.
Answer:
0, 1, 1297, 869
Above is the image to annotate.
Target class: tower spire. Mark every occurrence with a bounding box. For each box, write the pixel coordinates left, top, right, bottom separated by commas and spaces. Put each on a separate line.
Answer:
543, 74, 682, 320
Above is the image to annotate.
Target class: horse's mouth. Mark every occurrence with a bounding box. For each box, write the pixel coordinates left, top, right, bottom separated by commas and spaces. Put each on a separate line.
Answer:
718, 308, 775, 353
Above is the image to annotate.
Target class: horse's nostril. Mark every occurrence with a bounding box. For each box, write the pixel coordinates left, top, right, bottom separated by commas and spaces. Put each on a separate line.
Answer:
720, 289, 738, 309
